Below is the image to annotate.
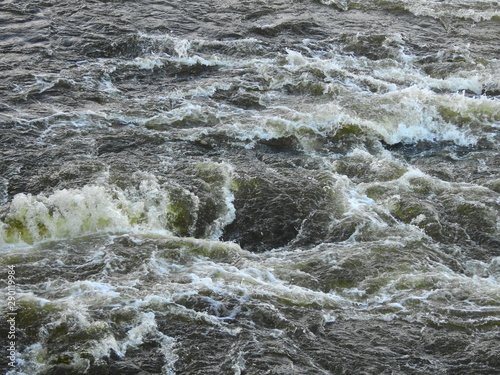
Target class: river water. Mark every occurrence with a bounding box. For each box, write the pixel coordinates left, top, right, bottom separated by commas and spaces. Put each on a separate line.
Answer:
0, 0, 499, 374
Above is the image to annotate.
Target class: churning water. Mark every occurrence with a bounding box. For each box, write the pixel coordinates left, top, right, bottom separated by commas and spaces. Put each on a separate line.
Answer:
1, 0, 499, 374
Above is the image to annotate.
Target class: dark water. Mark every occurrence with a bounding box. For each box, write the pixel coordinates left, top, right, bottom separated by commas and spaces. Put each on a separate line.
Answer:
1, 0, 500, 374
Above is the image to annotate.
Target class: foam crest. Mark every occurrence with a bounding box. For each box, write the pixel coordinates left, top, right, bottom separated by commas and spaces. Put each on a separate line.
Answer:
404, 0, 500, 22
318, 0, 500, 21
0, 170, 237, 244
205, 163, 237, 240
0, 186, 130, 244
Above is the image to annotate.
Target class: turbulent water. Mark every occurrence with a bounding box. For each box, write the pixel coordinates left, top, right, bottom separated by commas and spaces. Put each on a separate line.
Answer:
1, 0, 500, 374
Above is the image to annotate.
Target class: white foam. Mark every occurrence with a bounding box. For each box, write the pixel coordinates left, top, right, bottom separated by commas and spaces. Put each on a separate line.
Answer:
319, 0, 349, 11
205, 163, 237, 240
174, 39, 192, 58
231, 351, 247, 375
403, 0, 500, 22
0, 186, 130, 244
129, 56, 164, 70
317, 0, 500, 22
0, 162, 243, 244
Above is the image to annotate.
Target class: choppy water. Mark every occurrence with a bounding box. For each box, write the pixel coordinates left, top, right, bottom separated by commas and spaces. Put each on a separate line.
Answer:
1, 0, 499, 374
